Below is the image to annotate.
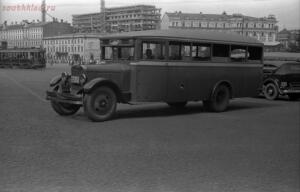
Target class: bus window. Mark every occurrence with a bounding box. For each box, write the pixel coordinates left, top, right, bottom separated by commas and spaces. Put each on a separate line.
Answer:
213, 44, 230, 57
169, 42, 181, 60
142, 42, 165, 60
102, 46, 134, 61
103, 47, 113, 60
230, 45, 248, 62
192, 44, 211, 61
248, 46, 263, 62
119, 47, 134, 60
181, 43, 192, 61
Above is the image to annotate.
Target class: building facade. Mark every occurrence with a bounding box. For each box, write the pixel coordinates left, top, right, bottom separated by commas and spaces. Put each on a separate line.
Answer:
72, 13, 106, 33
0, 20, 73, 49
72, 5, 161, 33
277, 29, 300, 51
43, 34, 101, 64
161, 12, 279, 46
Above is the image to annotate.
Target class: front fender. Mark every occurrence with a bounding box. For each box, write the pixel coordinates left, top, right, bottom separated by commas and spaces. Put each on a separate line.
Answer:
83, 78, 117, 94
50, 75, 62, 87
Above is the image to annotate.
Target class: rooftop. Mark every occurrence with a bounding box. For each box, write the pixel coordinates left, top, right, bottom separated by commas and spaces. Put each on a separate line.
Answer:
0, 21, 70, 31
43, 33, 102, 40
165, 12, 277, 22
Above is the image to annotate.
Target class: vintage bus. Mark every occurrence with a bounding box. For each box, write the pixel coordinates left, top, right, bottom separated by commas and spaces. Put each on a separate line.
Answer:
0, 48, 46, 69
46, 29, 264, 121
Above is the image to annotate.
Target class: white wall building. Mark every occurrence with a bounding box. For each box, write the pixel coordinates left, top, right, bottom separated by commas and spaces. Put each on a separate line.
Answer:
161, 12, 279, 47
43, 33, 101, 64
0, 20, 73, 49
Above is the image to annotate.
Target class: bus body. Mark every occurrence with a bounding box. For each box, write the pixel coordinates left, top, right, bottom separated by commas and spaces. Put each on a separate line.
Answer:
0, 48, 46, 69
46, 29, 264, 121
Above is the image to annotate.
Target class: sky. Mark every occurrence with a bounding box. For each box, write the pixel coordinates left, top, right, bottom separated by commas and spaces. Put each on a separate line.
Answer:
0, 0, 299, 30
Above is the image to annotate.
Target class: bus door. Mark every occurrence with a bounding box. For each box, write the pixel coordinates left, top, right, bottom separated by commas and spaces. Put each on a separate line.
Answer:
166, 42, 190, 102
132, 41, 168, 101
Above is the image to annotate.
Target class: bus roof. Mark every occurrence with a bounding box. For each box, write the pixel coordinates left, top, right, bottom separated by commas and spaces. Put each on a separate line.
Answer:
101, 29, 263, 46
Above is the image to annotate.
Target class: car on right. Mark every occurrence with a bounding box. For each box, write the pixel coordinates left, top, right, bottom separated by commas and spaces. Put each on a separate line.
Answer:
263, 62, 300, 100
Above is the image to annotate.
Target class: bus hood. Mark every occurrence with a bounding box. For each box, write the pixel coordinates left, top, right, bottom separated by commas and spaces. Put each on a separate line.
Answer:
84, 63, 131, 73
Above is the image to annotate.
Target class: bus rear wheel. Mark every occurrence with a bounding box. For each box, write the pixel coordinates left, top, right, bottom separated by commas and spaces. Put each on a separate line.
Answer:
203, 84, 230, 112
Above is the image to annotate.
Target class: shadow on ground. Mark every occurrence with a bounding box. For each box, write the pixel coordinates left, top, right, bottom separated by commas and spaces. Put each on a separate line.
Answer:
67, 99, 282, 122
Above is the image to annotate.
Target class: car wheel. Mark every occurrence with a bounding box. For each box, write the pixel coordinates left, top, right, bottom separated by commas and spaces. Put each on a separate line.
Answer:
288, 94, 300, 101
203, 84, 230, 112
83, 86, 117, 122
167, 102, 187, 109
263, 83, 278, 100
51, 101, 80, 116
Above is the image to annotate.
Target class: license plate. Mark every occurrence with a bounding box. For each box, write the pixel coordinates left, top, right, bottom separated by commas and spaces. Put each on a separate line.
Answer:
71, 76, 80, 84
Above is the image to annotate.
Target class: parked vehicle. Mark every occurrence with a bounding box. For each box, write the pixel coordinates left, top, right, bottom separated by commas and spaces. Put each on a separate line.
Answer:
0, 48, 46, 69
263, 62, 300, 100
46, 29, 264, 121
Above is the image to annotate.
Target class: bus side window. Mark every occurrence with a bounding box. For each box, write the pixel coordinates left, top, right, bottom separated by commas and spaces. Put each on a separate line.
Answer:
181, 44, 191, 61
169, 42, 181, 60
212, 44, 230, 62
248, 46, 263, 63
192, 44, 211, 61
142, 42, 165, 60
230, 45, 248, 62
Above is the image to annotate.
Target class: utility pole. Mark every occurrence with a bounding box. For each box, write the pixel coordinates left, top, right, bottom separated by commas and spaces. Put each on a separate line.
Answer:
241, 15, 245, 35
101, 0, 106, 33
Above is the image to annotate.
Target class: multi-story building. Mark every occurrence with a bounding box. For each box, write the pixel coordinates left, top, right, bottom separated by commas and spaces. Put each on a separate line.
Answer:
72, 13, 106, 33
277, 29, 300, 51
72, 5, 161, 33
161, 12, 279, 47
0, 20, 73, 49
43, 33, 101, 64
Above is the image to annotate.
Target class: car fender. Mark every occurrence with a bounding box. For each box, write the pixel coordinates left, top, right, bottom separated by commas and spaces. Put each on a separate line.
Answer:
263, 78, 283, 94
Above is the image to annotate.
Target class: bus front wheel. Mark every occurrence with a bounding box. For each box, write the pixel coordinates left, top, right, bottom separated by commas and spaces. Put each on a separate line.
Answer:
203, 84, 230, 112
83, 86, 117, 122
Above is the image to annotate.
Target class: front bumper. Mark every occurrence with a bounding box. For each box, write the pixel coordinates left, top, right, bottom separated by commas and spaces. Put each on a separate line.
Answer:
46, 90, 83, 105
282, 89, 300, 94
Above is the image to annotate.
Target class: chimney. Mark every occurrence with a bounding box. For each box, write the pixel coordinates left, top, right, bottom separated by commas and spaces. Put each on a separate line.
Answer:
41, 0, 46, 22
101, 0, 105, 13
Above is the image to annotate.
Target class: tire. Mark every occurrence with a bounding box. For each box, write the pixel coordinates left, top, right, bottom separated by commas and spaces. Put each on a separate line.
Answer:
51, 101, 80, 116
203, 84, 230, 112
167, 102, 187, 109
83, 86, 117, 122
288, 94, 300, 101
263, 83, 278, 100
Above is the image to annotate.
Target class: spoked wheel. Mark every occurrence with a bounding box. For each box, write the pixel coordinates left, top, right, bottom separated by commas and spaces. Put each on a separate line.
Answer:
167, 102, 187, 109
263, 83, 278, 100
203, 84, 230, 112
83, 86, 117, 122
51, 101, 80, 116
